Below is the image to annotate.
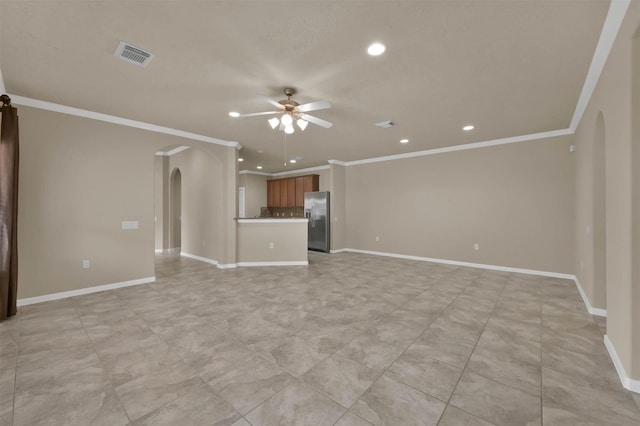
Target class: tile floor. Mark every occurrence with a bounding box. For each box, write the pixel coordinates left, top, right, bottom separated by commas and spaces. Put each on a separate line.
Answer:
1, 252, 639, 425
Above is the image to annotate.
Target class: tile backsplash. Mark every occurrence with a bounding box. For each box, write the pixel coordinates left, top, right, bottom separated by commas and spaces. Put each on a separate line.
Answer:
260, 207, 304, 218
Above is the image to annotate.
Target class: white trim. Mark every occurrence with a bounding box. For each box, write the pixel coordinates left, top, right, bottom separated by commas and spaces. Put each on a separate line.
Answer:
340, 129, 572, 167
328, 159, 348, 166
180, 251, 238, 269
9, 95, 242, 149
604, 334, 640, 393
217, 263, 238, 269
239, 170, 273, 176
155, 146, 190, 156
271, 165, 330, 177
155, 248, 180, 253
573, 276, 607, 317
336, 248, 575, 279
180, 252, 218, 266
330, 248, 348, 254
0, 66, 5, 95
237, 261, 309, 267
569, 0, 631, 131
17, 276, 155, 306
240, 165, 329, 177
237, 218, 308, 224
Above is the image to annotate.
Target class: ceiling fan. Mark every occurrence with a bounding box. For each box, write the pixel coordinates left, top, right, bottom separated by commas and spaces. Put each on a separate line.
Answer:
231, 88, 332, 134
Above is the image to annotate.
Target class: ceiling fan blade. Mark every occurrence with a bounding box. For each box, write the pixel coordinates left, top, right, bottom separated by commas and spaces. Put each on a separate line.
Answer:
301, 114, 333, 128
236, 111, 279, 118
297, 101, 331, 113
258, 94, 284, 109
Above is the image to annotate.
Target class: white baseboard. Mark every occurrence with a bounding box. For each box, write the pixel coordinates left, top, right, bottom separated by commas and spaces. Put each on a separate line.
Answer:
155, 248, 180, 253
604, 335, 640, 393
338, 248, 575, 280
573, 276, 607, 317
237, 261, 309, 267
180, 252, 237, 269
330, 248, 348, 254
17, 276, 156, 306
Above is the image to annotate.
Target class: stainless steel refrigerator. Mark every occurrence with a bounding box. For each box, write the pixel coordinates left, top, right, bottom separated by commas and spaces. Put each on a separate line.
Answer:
304, 191, 330, 252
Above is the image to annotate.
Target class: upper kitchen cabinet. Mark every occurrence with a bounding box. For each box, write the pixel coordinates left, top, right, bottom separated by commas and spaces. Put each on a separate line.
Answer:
268, 174, 319, 208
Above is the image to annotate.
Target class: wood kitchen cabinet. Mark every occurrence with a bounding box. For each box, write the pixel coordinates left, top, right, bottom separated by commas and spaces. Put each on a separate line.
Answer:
267, 174, 319, 208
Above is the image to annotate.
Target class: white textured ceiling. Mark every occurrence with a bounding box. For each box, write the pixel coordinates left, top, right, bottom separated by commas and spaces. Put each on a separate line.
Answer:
0, 1, 610, 172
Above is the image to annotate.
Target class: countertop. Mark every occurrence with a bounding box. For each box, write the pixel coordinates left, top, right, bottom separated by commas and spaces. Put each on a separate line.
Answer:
235, 218, 308, 223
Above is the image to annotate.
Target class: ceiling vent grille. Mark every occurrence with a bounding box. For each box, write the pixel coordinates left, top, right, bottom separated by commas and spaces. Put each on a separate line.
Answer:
375, 120, 395, 128
114, 41, 154, 67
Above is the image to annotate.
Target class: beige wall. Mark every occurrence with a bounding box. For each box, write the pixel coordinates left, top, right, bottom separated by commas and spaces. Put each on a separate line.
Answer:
237, 220, 308, 264
17, 106, 238, 299
345, 137, 575, 274
329, 163, 346, 250
573, 0, 640, 380
18, 107, 163, 298
239, 173, 267, 218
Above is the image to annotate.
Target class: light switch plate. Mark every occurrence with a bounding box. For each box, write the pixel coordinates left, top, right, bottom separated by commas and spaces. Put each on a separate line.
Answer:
122, 221, 139, 230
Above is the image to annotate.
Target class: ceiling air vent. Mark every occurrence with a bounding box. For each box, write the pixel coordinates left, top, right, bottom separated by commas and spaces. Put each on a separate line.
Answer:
375, 120, 395, 128
114, 41, 154, 67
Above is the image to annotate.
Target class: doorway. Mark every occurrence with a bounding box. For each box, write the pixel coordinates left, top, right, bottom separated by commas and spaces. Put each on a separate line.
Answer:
170, 168, 182, 250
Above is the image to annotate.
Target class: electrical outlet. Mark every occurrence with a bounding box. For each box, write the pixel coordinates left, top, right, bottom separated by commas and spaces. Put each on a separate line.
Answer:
375, 236, 380, 242
82, 260, 90, 269
473, 243, 479, 251
269, 242, 275, 249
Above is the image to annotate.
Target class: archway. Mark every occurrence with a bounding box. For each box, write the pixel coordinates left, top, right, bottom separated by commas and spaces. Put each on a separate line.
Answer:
592, 112, 606, 310
170, 168, 182, 250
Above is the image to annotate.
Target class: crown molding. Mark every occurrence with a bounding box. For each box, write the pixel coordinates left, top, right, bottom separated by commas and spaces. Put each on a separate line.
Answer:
9, 94, 242, 149
570, 0, 630, 131
155, 145, 191, 156
271, 165, 330, 177
338, 128, 573, 167
328, 159, 348, 166
239, 170, 273, 176
240, 164, 330, 177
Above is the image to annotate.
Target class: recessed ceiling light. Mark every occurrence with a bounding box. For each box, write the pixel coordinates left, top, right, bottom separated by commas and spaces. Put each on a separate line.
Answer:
400, 139, 409, 144
290, 159, 297, 163
229, 112, 240, 118
256, 166, 263, 170
463, 125, 475, 131
237, 158, 244, 162
367, 42, 386, 56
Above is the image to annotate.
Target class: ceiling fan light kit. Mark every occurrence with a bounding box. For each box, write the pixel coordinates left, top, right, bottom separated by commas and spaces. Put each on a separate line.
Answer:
233, 88, 333, 135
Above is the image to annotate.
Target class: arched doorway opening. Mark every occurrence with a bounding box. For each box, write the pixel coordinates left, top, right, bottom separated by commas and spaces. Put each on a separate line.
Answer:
170, 168, 182, 251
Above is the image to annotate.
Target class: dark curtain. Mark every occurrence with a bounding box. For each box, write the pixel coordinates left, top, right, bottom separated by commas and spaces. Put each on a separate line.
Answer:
0, 94, 19, 320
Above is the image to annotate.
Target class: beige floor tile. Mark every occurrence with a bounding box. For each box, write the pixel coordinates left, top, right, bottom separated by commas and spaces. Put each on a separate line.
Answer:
351, 374, 446, 426
13, 365, 128, 426
386, 350, 463, 402
245, 380, 345, 426
336, 334, 404, 372
437, 405, 496, 426
263, 335, 332, 377
2, 252, 639, 424
114, 363, 201, 421
335, 411, 373, 426
302, 354, 379, 408
206, 353, 293, 414
131, 381, 240, 425
450, 371, 541, 425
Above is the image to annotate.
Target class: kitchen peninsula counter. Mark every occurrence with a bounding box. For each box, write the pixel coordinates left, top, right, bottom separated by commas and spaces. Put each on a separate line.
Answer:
236, 218, 308, 266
